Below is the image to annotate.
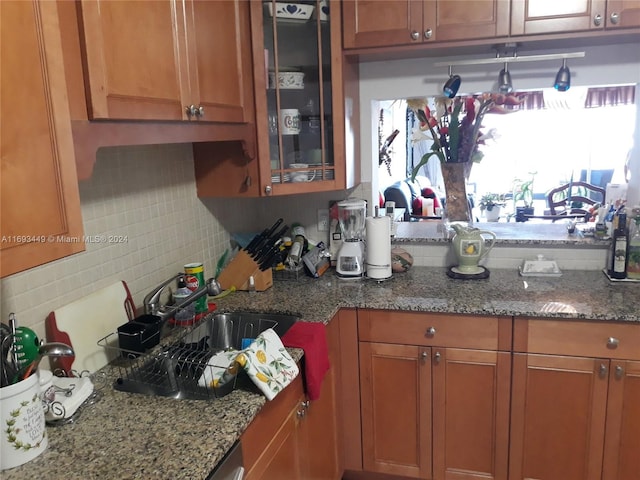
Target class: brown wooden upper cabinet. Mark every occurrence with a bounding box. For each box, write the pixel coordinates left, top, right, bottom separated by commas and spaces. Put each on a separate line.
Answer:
1, 0, 84, 278
78, 0, 253, 122
195, 0, 360, 198
342, 0, 510, 49
511, 0, 640, 35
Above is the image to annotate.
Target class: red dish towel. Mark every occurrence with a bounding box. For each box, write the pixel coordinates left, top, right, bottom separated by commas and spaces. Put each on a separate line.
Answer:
281, 322, 330, 401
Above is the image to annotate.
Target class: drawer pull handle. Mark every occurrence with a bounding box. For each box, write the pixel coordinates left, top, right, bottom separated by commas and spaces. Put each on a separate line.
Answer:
297, 409, 306, 418
424, 28, 433, 40
410, 30, 420, 40
599, 363, 608, 377
615, 365, 624, 379
425, 327, 436, 337
593, 13, 603, 26
421, 351, 428, 360
434, 351, 441, 364
301, 400, 310, 409
607, 337, 619, 349
610, 12, 620, 24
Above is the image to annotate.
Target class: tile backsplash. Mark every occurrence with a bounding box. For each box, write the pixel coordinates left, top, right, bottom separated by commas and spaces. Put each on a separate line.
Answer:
0, 144, 235, 339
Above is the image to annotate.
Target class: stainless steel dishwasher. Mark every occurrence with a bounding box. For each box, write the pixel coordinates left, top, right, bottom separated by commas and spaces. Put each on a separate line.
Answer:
207, 441, 244, 480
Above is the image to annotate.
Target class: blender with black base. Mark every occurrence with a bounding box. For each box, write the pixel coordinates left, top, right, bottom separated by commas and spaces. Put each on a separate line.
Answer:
336, 199, 367, 278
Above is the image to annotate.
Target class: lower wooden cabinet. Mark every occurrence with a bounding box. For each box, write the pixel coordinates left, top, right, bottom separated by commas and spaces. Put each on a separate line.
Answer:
509, 353, 609, 480
242, 318, 342, 480
510, 354, 640, 480
602, 360, 640, 480
511, 318, 640, 480
432, 348, 511, 480
356, 310, 512, 480
359, 342, 432, 478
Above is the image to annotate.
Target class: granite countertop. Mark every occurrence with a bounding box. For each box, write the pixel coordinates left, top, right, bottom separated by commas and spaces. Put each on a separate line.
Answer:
4, 267, 639, 479
393, 221, 611, 246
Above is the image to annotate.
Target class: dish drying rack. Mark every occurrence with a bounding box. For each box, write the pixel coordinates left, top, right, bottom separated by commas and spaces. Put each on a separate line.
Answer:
98, 314, 280, 400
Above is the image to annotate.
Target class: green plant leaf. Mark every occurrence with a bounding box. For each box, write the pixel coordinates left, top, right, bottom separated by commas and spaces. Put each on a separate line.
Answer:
448, 101, 464, 162
411, 151, 445, 181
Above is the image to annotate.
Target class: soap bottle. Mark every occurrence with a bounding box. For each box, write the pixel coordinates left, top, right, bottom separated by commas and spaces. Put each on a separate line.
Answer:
626, 215, 640, 279
173, 276, 195, 323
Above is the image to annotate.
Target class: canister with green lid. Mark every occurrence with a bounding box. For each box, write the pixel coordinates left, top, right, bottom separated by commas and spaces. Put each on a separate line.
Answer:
184, 263, 207, 313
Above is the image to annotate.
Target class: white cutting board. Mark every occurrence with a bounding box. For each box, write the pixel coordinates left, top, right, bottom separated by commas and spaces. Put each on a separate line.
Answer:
46, 281, 135, 374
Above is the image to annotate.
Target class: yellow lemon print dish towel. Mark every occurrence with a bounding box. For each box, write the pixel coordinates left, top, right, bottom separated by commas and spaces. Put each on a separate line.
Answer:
237, 328, 299, 400
197, 328, 299, 400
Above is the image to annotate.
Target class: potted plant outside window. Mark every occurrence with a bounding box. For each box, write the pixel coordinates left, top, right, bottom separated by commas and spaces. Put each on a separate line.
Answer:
479, 193, 506, 222
513, 172, 536, 222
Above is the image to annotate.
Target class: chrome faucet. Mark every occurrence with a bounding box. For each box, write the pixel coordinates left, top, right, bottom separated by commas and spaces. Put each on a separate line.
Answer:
143, 273, 183, 317
143, 274, 221, 322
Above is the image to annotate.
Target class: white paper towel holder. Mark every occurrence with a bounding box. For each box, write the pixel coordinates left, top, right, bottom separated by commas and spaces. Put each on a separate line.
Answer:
365, 215, 393, 281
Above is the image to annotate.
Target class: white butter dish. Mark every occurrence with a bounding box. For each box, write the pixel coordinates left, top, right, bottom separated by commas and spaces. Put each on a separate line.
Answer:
519, 255, 562, 277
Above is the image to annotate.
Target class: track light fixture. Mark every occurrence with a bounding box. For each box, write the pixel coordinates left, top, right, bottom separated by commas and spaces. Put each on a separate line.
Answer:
498, 62, 513, 94
554, 58, 571, 92
435, 46, 584, 95
443, 65, 461, 98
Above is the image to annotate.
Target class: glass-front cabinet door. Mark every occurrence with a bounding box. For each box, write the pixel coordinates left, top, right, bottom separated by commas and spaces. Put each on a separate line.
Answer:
253, 0, 350, 195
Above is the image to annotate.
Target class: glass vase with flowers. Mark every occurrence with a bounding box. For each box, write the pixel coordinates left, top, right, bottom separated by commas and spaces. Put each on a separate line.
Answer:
408, 93, 523, 222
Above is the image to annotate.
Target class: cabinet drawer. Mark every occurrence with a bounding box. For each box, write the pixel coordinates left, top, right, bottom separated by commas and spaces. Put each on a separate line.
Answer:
358, 310, 511, 351
514, 318, 640, 360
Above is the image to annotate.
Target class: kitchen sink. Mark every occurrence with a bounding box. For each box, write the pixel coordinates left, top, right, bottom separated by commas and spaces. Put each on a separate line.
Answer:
112, 312, 299, 400
182, 311, 299, 351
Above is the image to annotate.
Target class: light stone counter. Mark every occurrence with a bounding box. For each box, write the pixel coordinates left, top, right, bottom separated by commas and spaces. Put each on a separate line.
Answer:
4, 267, 639, 479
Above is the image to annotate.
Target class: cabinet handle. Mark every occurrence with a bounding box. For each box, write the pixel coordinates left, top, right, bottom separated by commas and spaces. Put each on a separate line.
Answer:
599, 363, 608, 377
185, 105, 197, 116
593, 14, 603, 26
434, 351, 441, 364
297, 409, 306, 418
421, 351, 428, 360
610, 12, 620, 24
423, 29, 433, 40
195, 106, 205, 117
615, 365, 624, 379
264, 185, 272, 195
301, 400, 310, 409
410, 30, 420, 40
607, 337, 620, 349
425, 327, 436, 337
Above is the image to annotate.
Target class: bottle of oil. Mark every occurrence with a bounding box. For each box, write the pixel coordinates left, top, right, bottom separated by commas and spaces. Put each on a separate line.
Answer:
611, 212, 629, 279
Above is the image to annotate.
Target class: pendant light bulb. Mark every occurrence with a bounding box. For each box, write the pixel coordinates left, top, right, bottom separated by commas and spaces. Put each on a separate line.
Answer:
498, 62, 513, 94
443, 66, 461, 98
554, 58, 571, 92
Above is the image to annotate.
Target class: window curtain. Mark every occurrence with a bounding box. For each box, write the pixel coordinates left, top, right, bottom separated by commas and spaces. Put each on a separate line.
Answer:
584, 85, 635, 107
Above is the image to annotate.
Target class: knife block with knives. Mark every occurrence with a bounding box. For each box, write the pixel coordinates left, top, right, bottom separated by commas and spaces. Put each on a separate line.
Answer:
217, 250, 273, 291
217, 219, 287, 292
